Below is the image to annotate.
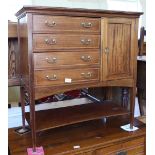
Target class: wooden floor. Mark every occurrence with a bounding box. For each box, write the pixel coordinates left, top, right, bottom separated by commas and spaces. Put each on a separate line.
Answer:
9, 116, 145, 155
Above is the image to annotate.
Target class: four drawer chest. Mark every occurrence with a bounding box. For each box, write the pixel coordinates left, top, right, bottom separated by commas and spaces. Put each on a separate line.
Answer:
15, 6, 143, 154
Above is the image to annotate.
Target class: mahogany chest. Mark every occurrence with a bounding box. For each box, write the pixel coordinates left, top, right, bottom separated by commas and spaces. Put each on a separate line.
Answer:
15, 6, 142, 153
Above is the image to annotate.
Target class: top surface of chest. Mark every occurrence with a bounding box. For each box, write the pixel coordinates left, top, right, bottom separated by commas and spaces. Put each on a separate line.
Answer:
16, 6, 142, 18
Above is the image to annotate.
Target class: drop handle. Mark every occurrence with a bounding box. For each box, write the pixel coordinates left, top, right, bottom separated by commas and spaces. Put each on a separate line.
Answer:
81, 72, 92, 79
81, 55, 92, 62
81, 22, 92, 28
81, 39, 92, 45
44, 38, 57, 45
45, 57, 57, 64
46, 74, 57, 81
45, 20, 56, 27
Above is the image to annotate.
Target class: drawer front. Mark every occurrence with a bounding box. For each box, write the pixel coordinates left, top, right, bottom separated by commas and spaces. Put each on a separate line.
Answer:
33, 15, 100, 33
34, 50, 100, 69
34, 68, 99, 86
95, 137, 145, 155
33, 34, 100, 51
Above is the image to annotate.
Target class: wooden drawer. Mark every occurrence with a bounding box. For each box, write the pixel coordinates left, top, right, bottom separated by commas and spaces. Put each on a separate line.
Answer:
33, 34, 100, 51
34, 68, 99, 86
33, 15, 100, 33
95, 137, 145, 155
34, 50, 100, 69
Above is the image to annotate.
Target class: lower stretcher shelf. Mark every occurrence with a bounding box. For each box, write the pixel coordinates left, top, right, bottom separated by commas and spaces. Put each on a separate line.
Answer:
25, 101, 130, 132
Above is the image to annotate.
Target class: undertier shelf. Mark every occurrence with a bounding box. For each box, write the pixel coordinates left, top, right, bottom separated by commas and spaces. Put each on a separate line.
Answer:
25, 101, 130, 132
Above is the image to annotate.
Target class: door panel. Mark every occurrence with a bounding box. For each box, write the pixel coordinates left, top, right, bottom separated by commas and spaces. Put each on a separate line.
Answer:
101, 18, 135, 81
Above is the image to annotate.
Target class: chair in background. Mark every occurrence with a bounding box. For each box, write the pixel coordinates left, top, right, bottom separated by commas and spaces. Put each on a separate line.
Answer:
137, 26, 146, 116
138, 27, 146, 56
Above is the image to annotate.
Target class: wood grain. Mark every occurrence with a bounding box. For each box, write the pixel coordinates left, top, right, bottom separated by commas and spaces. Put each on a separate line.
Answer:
25, 102, 130, 132
102, 18, 134, 81
8, 21, 20, 86
8, 32, 20, 86
15, 6, 142, 150
8, 40, 17, 79
34, 50, 100, 69
95, 137, 144, 154
33, 15, 100, 33
18, 15, 29, 87
33, 34, 100, 51
16, 6, 143, 19
9, 116, 145, 155
34, 68, 99, 86
34, 79, 134, 100
8, 21, 17, 38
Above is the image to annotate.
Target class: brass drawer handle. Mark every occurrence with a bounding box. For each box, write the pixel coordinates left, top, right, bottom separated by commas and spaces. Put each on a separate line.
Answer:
45, 57, 57, 64
81, 55, 91, 62
45, 38, 57, 45
46, 74, 57, 81
81, 39, 92, 45
45, 20, 56, 27
81, 22, 92, 28
116, 151, 127, 155
81, 72, 92, 79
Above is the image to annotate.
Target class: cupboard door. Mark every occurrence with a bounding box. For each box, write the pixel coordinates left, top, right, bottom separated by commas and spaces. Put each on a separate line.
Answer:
101, 18, 136, 81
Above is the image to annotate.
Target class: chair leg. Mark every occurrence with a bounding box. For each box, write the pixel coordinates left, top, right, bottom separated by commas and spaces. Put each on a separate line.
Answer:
122, 88, 129, 108
137, 88, 145, 116
15, 87, 30, 134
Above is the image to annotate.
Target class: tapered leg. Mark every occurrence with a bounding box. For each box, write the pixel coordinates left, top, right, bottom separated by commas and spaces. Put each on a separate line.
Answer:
29, 90, 36, 152
130, 87, 136, 129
